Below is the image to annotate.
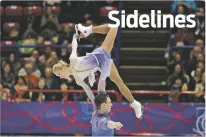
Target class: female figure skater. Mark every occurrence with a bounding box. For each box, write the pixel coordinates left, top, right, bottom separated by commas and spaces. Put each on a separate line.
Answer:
53, 24, 143, 119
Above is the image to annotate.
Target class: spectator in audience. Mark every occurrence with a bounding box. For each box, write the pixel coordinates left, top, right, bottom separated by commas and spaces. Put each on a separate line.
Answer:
22, 24, 38, 40
191, 47, 202, 59
57, 23, 73, 45
195, 39, 204, 47
50, 51, 57, 58
1, 53, 21, 74
57, 24, 74, 59
196, 61, 205, 72
171, 5, 187, 34
185, 70, 205, 102
0, 63, 15, 89
59, 43, 78, 61
37, 55, 47, 75
70, 76, 88, 101
189, 68, 204, 91
31, 50, 39, 62
61, 83, 68, 101
181, 82, 188, 92
167, 64, 189, 89
39, 6, 60, 43
44, 67, 61, 100
29, 56, 40, 70
32, 78, 46, 101
195, 8, 205, 40
44, 67, 59, 89
177, 5, 184, 14
194, 67, 203, 79
186, 46, 202, 74
82, 1, 100, 23
14, 76, 29, 100
39, 27, 58, 43
44, 47, 53, 59
167, 52, 185, 74
0, 83, 12, 101
28, 56, 42, 78
61, 82, 87, 101
59, 75, 77, 94
21, 63, 38, 89
19, 27, 37, 54
171, 0, 197, 15
18, 57, 41, 78
72, 91, 87, 101
192, 83, 205, 103
59, 1, 74, 22
44, 0, 61, 6
189, 54, 204, 77
168, 78, 183, 103
24, 6, 41, 33
3, 27, 20, 41
173, 28, 195, 46
41, 7, 60, 29
197, 53, 205, 63
9, 53, 21, 74
46, 56, 59, 68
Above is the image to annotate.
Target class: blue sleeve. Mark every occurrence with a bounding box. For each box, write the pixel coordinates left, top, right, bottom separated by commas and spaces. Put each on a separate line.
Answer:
171, 0, 197, 14
171, 0, 178, 14
186, 0, 197, 12
97, 118, 110, 130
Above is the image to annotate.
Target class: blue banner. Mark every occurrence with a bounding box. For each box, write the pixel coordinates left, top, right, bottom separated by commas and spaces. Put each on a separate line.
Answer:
0, 101, 205, 136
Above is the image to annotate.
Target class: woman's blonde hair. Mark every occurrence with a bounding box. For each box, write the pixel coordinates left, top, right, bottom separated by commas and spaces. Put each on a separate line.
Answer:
52, 60, 70, 73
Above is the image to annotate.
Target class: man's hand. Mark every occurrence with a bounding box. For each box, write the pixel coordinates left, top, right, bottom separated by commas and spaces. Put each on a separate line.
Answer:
113, 122, 123, 130
107, 121, 123, 130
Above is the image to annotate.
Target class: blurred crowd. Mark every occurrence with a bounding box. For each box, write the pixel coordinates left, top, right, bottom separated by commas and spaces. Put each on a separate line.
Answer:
0, 0, 118, 102
166, 0, 205, 103
0, 0, 205, 103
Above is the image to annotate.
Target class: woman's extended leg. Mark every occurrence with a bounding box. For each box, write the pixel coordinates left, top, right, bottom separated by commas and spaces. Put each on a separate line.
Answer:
109, 63, 143, 118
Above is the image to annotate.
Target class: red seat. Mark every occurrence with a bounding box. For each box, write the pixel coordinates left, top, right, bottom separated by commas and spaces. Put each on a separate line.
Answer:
43, 6, 60, 14
39, 40, 56, 46
99, 6, 118, 17
105, 0, 114, 4
1, 41, 17, 46
24, 6, 42, 16
0, 6, 3, 16
3, 22, 20, 32
5, 5, 23, 16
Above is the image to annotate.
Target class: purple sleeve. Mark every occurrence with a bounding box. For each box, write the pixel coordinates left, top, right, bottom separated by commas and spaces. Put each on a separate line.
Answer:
97, 118, 110, 130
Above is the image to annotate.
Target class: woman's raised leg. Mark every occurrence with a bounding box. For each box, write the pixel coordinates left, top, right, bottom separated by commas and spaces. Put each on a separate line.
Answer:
76, 24, 118, 53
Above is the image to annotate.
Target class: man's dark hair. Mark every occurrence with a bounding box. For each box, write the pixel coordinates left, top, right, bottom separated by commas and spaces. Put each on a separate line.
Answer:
94, 93, 109, 110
